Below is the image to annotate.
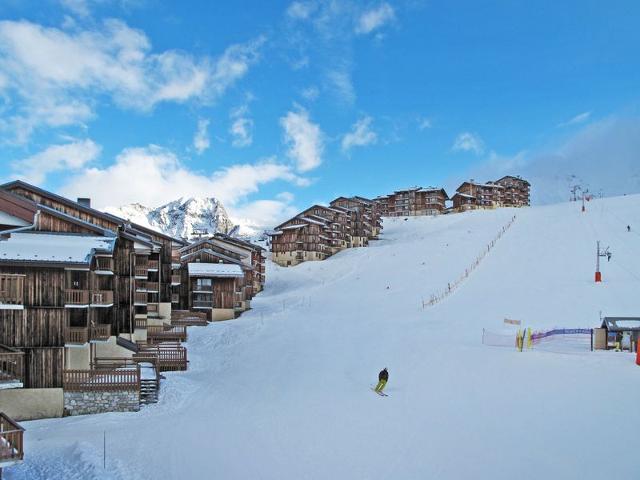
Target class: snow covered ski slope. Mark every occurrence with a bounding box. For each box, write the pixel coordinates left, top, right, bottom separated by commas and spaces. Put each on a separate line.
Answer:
8, 195, 640, 480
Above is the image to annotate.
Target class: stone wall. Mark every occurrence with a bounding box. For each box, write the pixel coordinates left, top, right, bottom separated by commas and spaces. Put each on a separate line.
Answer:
64, 390, 140, 416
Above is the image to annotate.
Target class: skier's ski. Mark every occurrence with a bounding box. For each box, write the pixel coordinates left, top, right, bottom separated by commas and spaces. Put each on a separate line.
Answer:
370, 387, 389, 397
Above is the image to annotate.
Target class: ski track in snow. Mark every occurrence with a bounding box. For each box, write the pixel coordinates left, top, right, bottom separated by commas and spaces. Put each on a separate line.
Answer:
7, 196, 640, 480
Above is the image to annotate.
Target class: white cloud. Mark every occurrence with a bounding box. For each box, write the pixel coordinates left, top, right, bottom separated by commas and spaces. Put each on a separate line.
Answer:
60, 0, 91, 17
301, 85, 319, 101
418, 117, 432, 130
355, 3, 395, 35
342, 116, 377, 152
229, 104, 253, 148
558, 111, 591, 127
12, 139, 101, 184
461, 116, 640, 205
61, 146, 310, 229
280, 107, 324, 172
452, 132, 485, 155
0, 19, 264, 142
327, 69, 355, 104
193, 118, 210, 154
286, 1, 317, 20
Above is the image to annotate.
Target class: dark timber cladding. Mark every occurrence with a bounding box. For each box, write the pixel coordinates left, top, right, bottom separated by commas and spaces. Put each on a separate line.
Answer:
1, 180, 188, 304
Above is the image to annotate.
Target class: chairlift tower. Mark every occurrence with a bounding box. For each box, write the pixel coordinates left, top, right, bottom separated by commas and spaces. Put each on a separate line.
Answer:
595, 241, 612, 282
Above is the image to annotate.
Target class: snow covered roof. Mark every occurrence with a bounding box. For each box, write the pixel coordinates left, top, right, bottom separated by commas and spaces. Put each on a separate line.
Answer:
188, 262, 244, 278
281, 223, 308, 230
601, 317, 640, 331
453, 193, 476, 199
300, 216, 327, 226
0, 232, 115, 264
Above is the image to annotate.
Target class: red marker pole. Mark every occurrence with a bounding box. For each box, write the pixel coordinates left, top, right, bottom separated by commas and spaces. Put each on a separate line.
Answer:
636, 340, 640, 366
595, 241, 602, 283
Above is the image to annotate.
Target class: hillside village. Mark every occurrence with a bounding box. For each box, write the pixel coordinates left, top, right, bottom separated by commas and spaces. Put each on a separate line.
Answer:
270, 175, 530, 267
3, 175, 639, 480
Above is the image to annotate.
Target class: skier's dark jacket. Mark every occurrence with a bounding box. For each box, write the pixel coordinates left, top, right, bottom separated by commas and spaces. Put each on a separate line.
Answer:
379, 369, 388, 381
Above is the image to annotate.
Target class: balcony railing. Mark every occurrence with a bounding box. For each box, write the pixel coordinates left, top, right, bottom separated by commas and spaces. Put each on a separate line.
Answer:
63, 368, 140, 392
95, 257, 114, 273
146, 282, 159, 292
193, 300, 213, 309
135, 280, 147, 292
0, 274, 24, 308
171, 274, 181, 285
148, 260, 159, 271
65, 327, 88, 345
90, 324, 111, 342
91, 290, 113, 306
134, 292, 147, 305
134, 318, 148, 330
65, 290, 89, 306
0, 413, 24, 465
147, 324, 187, 344
135, 265, 148, 277
0, 345, 24, 385
193, 284, 213, 292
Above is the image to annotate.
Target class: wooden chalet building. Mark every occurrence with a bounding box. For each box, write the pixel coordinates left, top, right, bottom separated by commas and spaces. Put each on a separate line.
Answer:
452, 176, 530, 211
329, 196, 382, 247
212, 233, 266, 294
174, 236, 265, 321
0, 181, 189, 416
270, 204, 353, 267
375, 187, 449, 217
495, 176, 530, 207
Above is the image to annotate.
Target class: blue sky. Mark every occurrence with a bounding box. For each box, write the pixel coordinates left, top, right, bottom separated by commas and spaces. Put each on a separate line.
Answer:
0, 0, 639, 228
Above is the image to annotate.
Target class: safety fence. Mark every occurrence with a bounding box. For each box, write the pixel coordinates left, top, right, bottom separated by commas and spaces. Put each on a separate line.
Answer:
423, 215, 517, 308
483, 327, 593, 353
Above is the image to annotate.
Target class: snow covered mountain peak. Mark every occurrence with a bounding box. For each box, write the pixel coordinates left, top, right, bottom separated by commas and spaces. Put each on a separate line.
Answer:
106, 196, 236, 240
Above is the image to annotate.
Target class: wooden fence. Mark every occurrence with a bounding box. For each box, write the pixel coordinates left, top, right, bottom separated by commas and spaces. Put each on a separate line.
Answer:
63, 368, 140, 392
0, 274, 24, 306
0, 345, 24, 384
0, 412, 24, 464
422, 215, 517, 309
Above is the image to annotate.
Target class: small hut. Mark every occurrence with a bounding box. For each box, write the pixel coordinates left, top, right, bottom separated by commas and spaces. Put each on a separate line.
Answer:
596, 317, 640, 351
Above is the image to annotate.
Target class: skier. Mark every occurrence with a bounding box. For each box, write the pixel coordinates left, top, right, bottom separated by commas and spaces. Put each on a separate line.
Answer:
375, 368, 389, 394
627, 225, 631, 232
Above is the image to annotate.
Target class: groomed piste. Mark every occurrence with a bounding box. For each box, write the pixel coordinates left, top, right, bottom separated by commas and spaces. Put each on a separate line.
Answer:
8, 195, 640, 480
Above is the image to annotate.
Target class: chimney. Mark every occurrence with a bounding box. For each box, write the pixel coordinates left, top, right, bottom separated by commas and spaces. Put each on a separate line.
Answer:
77, 198, 91, 208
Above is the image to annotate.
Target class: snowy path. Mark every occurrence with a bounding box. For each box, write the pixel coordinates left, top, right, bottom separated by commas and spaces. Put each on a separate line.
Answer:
7, 196, 640, 479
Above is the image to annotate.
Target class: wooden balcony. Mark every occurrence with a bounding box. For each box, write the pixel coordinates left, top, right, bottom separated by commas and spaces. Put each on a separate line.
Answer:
135, 343, 187, 372
65, 289, 89, 306
146, 282, 159, 292
171, 274, 181, 285
193, 284, 213, 293
0, 345, 24, 387
147, 324, 187, 344
90, 324, 111, 342
134, 318, 148, 330
148, 260, 159, 271
0, 274, 24, 309
91, 290, 114, 307
95, 256, 114, 274
147, 303, 159, 317
171, 310, 208, 327
0, 413, 24, 467
135, 265, 149, 277
134, 292, 147, 305
193, 300, 213, 309
135, 280, 148, 292
65, 326, 88, 345
63, 368, 140, 392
